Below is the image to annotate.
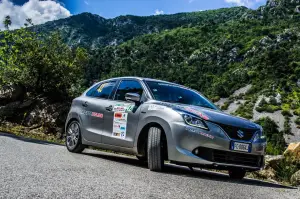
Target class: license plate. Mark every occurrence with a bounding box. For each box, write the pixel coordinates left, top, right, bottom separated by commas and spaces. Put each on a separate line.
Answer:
231, 142, 251, 152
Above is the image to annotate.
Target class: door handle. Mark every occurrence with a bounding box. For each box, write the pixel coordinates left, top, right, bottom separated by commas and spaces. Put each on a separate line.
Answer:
82, 101, 88, 107
105, 105, 113, 111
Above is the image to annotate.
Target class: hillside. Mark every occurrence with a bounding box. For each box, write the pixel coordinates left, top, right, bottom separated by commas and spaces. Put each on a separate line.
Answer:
33, 7, 248, 48
83, 0, 300, 148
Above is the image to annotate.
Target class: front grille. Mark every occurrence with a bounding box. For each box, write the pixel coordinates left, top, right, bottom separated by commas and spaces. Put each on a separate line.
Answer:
212, 150, 262, 167
219, 124, 257, 141
194, 147, 263, 168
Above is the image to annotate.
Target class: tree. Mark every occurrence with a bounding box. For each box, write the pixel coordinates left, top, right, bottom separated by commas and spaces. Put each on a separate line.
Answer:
3, 15, 12, 30
26, 18, 33, 26
0, 21, 88, 100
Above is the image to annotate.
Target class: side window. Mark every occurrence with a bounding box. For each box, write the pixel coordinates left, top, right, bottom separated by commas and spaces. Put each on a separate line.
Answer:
89, 81, 116, 99
114, 80, 144, 101
86, 83, 100, 97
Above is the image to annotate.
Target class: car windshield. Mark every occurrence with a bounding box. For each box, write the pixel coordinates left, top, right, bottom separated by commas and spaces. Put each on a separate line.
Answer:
145, 81, 218, 110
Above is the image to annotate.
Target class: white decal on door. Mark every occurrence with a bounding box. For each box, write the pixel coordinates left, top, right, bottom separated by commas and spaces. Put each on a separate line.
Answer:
112, 112, 128, 139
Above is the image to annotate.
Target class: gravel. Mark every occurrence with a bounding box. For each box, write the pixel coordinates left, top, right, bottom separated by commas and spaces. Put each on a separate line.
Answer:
0, 132, 299, 199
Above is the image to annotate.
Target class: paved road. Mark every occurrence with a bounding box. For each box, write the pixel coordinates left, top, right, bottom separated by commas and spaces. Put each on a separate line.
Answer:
0, 133, 299, 199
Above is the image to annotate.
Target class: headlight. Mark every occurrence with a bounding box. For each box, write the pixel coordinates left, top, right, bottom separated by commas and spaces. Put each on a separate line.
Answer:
182, 114, 209, 130
253, 126, 265, 142
259, 126, 265, 139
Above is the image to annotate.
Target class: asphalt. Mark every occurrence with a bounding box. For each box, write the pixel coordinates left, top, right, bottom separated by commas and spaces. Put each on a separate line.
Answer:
0, 132, 299, 199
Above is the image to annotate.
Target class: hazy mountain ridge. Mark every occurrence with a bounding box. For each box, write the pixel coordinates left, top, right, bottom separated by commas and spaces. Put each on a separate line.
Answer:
33, 7, 249, 48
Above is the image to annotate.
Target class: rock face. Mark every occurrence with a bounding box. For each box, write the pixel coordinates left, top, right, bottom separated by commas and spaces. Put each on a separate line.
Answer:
0, 86, 69, 137
291, 170, 300, 186
284, 142, 300, 159
265, 155, 285, 169
0, 84, 26, 105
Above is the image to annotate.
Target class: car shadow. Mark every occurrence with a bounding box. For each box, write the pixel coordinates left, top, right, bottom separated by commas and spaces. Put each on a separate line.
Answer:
82, 150, 297, 190
0, 132, 63, 146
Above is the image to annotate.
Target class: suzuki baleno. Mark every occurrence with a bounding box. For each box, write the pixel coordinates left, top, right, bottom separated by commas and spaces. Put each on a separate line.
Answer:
65, 77, 266, 179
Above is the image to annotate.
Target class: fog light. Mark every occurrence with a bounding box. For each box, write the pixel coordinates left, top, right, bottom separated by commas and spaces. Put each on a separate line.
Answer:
194, 149, 199, 155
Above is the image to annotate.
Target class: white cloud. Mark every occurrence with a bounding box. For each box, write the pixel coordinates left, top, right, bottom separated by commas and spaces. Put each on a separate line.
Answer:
84, 0, 89, 5
189, 0, 195, 3
224, 0, 265, 7
154, 9, 164, 15
0, 0, 71, 30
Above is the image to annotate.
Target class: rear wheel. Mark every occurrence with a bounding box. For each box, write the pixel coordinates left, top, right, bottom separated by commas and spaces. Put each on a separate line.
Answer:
228, 169, 246, 180
147, 127, 164, 171
66, 121, 86, 153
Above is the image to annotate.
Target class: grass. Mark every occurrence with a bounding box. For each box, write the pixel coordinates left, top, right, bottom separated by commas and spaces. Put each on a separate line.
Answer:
0, 123, 64, 144
0, 122, 133, 157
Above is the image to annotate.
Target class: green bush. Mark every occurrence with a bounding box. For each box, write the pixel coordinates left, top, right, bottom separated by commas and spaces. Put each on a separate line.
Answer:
234, 100, 255, 119
282, 110, 293, 117
274, 157, 300, 183
0, 28, 88, 100
295, 117, 300, 125
255, 117, 286, 155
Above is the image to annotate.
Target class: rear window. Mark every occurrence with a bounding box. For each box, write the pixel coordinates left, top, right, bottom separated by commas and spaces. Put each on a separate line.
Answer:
86, 81, 116, 99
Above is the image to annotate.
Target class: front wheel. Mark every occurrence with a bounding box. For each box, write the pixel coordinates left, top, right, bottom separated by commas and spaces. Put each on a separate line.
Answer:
66, 121, 86, 153
147, 127, 164, 171
228, 169, 246, 180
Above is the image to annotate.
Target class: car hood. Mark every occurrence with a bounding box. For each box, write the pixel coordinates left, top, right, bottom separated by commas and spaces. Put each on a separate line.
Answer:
152, 101, 259, 130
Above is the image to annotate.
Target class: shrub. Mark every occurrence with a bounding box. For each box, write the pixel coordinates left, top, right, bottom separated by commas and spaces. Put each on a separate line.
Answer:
295, 117, 300, 125
282, 110, 293, 117
234, 100, 254, 119
255, 117, 286, 155
269, 96, 278, 105
0, 28, 88, 100
274, 157, 300, 183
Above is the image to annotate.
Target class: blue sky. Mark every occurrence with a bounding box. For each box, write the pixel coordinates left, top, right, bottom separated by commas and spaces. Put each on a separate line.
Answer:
1, 0, 266, 29
12, 0, 267, 18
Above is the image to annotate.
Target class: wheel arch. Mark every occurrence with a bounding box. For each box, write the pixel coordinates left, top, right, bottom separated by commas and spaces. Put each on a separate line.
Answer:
135, 117, 173, 160
65, 112, 82, 134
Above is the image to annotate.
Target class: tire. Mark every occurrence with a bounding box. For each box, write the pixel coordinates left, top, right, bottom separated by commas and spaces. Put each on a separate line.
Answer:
228, 169, 246, 180
136, 155, 147, 162
147, 127, 164, 171
65, 121, 86, 153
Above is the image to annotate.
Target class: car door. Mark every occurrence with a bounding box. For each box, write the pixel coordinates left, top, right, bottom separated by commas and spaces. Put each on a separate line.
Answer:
102, 79, 144, 148
81, 80, 117, 143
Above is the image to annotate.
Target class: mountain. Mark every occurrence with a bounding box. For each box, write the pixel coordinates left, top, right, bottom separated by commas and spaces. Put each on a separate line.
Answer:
82, 0, 300, 147
33, 7, 248, 48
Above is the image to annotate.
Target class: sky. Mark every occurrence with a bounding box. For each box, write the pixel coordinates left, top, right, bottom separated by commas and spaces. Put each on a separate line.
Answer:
0, 0, 267, 29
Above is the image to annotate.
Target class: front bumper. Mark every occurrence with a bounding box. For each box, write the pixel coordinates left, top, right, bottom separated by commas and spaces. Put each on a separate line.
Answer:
167, 121, 266, 171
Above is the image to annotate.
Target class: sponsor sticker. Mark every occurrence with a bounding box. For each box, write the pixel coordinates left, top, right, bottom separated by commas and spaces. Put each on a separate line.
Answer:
97, 83, 106, 93
82, 110, 104, 119
185, 107, 209, 120
113, 104, 135, 113
148, 104, 166, 111
91, 112, 103, 118
112, 112, 128, 139
185, 127, 214, 139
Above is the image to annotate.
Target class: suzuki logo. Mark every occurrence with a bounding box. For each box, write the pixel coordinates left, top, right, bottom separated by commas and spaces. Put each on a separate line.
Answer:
237, 130, 244, 138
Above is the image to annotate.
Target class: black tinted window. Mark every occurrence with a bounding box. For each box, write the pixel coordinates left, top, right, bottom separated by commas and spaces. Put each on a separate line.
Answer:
86, 83, 100, 97
91, 81, 116, 99
145, 81, 217, 110
115, 80, 143, 101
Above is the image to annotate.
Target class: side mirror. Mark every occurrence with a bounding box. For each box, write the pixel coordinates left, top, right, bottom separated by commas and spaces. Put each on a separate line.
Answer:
125, 93, 140, 102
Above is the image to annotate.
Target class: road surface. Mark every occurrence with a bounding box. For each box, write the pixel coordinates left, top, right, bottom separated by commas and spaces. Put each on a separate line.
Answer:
0, 132, 299, 199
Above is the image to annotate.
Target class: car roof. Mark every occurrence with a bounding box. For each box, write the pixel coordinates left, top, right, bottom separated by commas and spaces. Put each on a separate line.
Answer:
103, 76, 183, 86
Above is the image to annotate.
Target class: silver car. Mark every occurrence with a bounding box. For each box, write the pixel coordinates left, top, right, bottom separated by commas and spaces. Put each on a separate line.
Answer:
65, 77, 266, 179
